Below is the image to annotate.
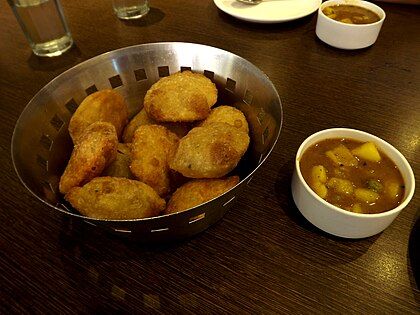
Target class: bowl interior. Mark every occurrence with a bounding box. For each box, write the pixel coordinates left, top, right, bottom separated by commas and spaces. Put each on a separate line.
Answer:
320, 0, 386, 23
296, 128, 415, 216
12, 42, 283, 221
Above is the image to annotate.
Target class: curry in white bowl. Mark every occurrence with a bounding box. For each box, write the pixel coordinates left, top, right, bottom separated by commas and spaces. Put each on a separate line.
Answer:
300, 138, 404, 214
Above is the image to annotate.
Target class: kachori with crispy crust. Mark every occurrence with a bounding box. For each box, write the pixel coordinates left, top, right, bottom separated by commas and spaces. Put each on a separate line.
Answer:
143, 71, 217, 122
165, 176, 239, 214
198, 105, 249, 134
130, 125, 179, 197
69, 89, 129, 144
60, 70, 252, 220
169, 122, 250, 179
65, 177, 166, 220
122, 108, 190, 143
59, 122, 118, 194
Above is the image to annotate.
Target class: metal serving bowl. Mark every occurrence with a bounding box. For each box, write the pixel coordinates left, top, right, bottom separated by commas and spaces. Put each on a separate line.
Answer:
12, 42, 283, 242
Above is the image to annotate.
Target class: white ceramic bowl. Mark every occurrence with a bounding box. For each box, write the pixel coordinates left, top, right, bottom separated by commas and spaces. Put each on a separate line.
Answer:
291, 128, 415, 239
315, 0, 386, 50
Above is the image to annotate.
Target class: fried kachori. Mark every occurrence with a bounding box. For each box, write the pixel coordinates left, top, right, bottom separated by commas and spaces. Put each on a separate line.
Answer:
130, 125, 179, 197
122, 108, 189, 143
59, 122, 118, 194
170, 122, 250, 178
69, 89, 129, 144
143, 71, 217, 122
60, 70, 253, 220
65, 177, 166, 220
198, 105, 249, 134
165, 176, 239, 214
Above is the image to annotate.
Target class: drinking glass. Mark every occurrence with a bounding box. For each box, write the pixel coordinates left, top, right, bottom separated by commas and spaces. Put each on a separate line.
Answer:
7, 0, 73, 57
112, 0, 149, 20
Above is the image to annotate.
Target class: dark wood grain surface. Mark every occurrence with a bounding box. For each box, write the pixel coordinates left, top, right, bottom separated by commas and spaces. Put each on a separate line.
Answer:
1, 0, 419, 313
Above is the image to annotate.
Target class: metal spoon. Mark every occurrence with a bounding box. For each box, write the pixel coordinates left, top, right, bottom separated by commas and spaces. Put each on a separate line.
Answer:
236, 0, 262, 4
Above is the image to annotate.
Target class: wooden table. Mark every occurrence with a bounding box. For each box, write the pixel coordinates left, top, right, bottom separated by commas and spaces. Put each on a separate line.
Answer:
1, 0, 419, 313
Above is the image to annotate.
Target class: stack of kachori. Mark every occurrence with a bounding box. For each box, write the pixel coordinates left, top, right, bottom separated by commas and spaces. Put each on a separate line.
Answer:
59, 71, 250, 220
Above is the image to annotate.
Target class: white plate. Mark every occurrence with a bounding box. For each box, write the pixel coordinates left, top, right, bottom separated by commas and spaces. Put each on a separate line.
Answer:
213, 0, 322, 23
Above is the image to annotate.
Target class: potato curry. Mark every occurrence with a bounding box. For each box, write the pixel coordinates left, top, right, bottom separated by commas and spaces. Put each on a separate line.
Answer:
323, 5, 380, 25
300, 138, 405, 214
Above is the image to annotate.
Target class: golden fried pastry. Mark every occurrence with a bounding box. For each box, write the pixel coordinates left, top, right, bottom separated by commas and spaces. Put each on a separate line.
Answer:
198, 105, 249, 134
122, 108, 189, 143
170, 122, 250, 178
102, 143, 133, 179
59, 122, 118, 194
165, 176, 239, 214
65, 177, 166, 220
69, 89, 129, 144
130, 125, 179, 197
122, 108, 154, 143
143, 71, 217, 122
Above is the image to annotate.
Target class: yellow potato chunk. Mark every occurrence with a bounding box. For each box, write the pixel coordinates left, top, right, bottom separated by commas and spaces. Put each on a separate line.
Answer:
326, 144, 358, 167
327, 177, 354, 195
312, 181, 328, 199
351, 142, 381, 162
323, 7, 335, 15
354, 188, 379, 203
340, 18, 353, 24
351, 203, 363, 213
311, 165, 327, 183
327, 14, 337, 19
385, 181, 403, 200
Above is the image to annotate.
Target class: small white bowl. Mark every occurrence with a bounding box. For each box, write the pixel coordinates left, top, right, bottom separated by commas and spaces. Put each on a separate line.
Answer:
291, 128, 415, 239
316, 0, 386, 50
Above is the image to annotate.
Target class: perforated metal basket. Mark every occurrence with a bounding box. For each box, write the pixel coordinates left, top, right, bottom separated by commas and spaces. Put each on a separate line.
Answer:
12, 42, 283, 242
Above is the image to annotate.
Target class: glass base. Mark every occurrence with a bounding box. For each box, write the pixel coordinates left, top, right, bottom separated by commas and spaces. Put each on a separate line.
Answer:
31, 33, 73, 57
114, 5, 149, 20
